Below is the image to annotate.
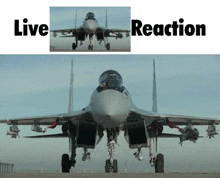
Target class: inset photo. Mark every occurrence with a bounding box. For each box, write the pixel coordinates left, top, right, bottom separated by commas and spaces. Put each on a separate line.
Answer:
50, 7, 130, 52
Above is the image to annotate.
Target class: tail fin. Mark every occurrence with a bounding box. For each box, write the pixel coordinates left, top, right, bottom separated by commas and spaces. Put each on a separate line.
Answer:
152, 59, 157, 112
105, 9, 108, 28
75, 9, 77, 28
68, 60, 74, 115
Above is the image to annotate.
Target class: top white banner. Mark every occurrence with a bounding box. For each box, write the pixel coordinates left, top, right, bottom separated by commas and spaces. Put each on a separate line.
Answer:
0, 0, 219, 54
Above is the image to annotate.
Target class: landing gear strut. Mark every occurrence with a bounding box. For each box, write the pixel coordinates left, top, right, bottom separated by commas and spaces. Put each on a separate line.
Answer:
88, 35, 93, 50
105, 128, 119, 173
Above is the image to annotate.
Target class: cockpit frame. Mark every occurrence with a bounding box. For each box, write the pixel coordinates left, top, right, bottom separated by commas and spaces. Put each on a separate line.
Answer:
97, 70, 124, 93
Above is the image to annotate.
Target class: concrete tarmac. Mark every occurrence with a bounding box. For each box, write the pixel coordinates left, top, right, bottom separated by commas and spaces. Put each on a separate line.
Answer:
1, 172, 220, 178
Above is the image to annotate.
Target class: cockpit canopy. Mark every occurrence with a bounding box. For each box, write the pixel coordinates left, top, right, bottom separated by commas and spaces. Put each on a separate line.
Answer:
86, 12, 96, 20
99, 70, 123, 88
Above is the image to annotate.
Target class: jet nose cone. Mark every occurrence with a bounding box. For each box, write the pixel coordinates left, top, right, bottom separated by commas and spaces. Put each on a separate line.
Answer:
90, 90, 131, 128
83, 20, 98, 33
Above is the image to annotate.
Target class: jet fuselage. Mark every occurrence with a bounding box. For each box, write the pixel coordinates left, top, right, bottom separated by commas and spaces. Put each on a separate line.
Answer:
89, 70, 132, 128
82, 12, 99, 34
83, 19, 99, 34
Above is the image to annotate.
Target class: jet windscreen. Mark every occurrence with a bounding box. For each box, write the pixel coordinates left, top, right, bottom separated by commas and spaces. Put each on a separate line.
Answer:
86, 12, 95, 20
99, 70, 123, 88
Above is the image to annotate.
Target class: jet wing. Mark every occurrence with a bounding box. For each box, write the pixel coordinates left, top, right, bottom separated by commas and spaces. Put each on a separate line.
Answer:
105, 28, 130, 33
24, 133, 67, 138
158, 133, 203, 138
0, 106, 91, 125
131, 105, 220, 126
50, 27, 83, 34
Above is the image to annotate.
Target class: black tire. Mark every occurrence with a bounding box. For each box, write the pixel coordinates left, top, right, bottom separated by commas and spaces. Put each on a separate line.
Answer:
106, 43, 110, 50
91, 45, 93, 50
72, 43, 77, 50
62, 154, 70, 173
155, 153, 164, 173
105, 159, 111, 173
113, 159, 118, 173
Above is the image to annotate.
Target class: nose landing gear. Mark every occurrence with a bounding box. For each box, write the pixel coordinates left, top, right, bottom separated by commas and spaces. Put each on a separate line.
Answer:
105, 141, 118, 173
88, 35, 94, 50
88, 45, 93, 50
105, 128, 119, 173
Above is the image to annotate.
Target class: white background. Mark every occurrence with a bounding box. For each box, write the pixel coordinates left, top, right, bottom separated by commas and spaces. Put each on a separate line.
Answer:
0, 0, 220, 54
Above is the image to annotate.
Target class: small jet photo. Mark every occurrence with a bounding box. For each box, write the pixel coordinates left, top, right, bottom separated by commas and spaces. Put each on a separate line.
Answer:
50, 7, 130, 52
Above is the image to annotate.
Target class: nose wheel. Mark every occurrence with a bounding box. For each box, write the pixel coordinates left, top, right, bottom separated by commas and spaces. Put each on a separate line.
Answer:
105, 159, 118, 173
88, 45, 93, 50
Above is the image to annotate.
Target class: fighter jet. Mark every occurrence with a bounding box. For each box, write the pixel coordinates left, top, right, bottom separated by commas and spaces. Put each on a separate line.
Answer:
50, 11, 130, 51
0, 60, 219, 173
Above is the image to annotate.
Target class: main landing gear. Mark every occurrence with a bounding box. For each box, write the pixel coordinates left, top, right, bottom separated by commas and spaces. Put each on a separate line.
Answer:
132, 145, 164, 173
61, 134, 91, 173
61, 133, 76, 173
72, 43, 77, 50
149, 135, 164, 173
103, 36, 110, 50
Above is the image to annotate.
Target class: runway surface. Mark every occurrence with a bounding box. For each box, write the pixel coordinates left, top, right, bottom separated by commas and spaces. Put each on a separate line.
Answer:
1, 172, 220, 178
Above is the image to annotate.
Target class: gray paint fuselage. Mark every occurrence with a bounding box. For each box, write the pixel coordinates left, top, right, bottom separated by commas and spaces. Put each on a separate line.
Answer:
82, 19, 99, 34
90, 88, 132, 128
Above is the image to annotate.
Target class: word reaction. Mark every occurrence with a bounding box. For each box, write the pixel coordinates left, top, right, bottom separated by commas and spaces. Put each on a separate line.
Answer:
14, 18, 48, 36
132, 18, 206, 36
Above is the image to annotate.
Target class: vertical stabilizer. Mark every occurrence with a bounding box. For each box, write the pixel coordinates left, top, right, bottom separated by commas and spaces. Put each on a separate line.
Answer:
68, 60, 74, 115
105, 9, 108, 28
152, 59, 157, 112
75, 9, 77, 28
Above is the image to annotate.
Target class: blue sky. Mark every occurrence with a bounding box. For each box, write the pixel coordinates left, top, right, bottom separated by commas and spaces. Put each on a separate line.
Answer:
0, 55, 219, 172
50, 7, 130, 50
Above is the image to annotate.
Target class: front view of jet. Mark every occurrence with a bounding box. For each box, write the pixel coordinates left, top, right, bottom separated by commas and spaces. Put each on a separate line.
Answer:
1, 60, 219, 174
